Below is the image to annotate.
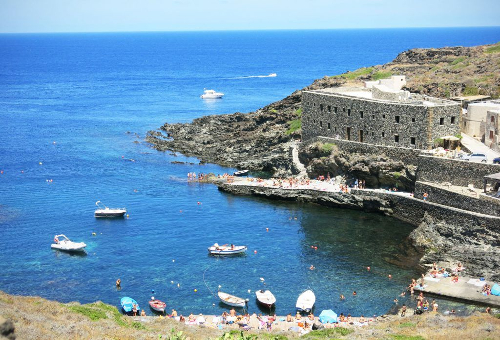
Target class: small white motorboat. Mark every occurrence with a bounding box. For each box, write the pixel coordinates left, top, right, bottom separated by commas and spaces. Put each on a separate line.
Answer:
94, 201, 127, 218
208, 243, 247, 256
268, 73, 277, 77
218, 290, 247, 308
233, 170, 249, 177
201, 89, 224, 99
51, 234, 86, 252
255, 289, 276, 308
296, 289, 315, 313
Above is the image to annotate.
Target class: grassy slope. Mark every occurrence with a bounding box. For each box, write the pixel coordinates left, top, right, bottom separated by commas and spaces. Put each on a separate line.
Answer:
1, 291, 499, 339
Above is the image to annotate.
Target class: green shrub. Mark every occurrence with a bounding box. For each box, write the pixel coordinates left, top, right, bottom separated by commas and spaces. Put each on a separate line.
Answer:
450, 56, 466, 65
389, 335, 425, 340
302, 327, 353, 338
485, 42, 500, 53
69, 305, 108, 321
286, 119, 302, 135
166, 329, 188, 340
331, 67, 373, 80
463, 86, 479, 96
321, 142, 335, 154
393, 172, 402, 179
270, 109, 278, 113
454, 133, 463, 140
372, 71, 392, 81
434, 138, 444, 147
295, 108, 303, 116
399, 322, 416, 328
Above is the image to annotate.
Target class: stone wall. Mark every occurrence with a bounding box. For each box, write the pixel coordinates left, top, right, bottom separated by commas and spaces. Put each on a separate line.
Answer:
414, 181, 500, 216
416, 155, 500, 188
302, 90, 460, 149
315, 136, 422, 166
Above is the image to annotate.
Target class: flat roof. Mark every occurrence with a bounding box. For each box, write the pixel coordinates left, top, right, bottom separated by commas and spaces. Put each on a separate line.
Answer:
451, 95, 490, 101
305, 87, 457, 107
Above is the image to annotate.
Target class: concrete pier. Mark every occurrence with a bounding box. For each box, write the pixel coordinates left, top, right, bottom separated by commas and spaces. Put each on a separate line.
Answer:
414, 275, 500, 308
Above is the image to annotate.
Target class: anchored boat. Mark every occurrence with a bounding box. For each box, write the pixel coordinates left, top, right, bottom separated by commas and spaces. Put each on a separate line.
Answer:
94, 201, 127, 218
121, 297, 140, 314
51, 234, 86, 253
208, 243, 247, 256
201, 89, 224, 99
218, 291, 247, 308
255, 289, 276, 308
296, 289, 315, 313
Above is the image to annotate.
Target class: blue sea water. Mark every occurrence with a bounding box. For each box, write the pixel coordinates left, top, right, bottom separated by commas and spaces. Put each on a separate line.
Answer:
1, 27, 499, 317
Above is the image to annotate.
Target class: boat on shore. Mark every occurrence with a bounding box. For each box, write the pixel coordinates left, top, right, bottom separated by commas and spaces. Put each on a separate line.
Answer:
233, 170, 249, 177
255, 289, 276, 308
296, 289, 315, 313
208, 243, 247, 256
121, 297, 140, 314
94, 201, 127, 218
218, 291, 247, 308
201, 89, 224, 99
148, 298, 166, 314
51, 234, 86, 253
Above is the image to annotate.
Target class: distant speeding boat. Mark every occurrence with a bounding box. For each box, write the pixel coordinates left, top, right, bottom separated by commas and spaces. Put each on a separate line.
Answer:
51, 234, 86, 253
201, 89, 224, 99
296, 289, 315, 313
208, 243, 247, 256
94, 201, 127, 218
255, 289, 276, 308
268, 73, 277, 77
218, 290, 247, 308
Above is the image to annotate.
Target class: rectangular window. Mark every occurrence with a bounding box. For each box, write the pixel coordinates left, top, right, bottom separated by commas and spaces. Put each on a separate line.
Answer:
395, 116, 400, 123
451, 116, 456, 124
320, 121, 322, 127
382, 132, 385, 137
328, 122, 331, 130
394, 135, 399, 143
382, 114, 386, 119
327, 105, 331, 112
334, 107, 338, 113
490, 131, 494, 140
343, 107, 345, 112
359, 130, 364, 143
320, 104, 324, 111
411, 137, 416, 145
412, 117, 416, 123
371, 132, 374, 136
440, 118, 444, 125
372, 114, 375, 119
347, 109, 351, 116
360, 111, 364, 118
346, 127, 351, 140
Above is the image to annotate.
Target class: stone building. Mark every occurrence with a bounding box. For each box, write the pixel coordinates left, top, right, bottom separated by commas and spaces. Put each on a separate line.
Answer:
302, 77, 461, 149
484, 109, 500, 151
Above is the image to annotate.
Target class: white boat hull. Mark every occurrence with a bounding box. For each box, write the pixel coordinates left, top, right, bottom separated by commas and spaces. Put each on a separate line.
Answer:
255, 289, 276, 307
51, 241, 86, 252
218, 291, 246, 307
94, 208, 126, 218
296, 289, 315, 313
208, 245, 247, 256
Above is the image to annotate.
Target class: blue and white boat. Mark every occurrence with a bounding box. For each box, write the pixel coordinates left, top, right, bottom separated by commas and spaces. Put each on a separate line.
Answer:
208, 243, 247, 256
121, 297, 140, 314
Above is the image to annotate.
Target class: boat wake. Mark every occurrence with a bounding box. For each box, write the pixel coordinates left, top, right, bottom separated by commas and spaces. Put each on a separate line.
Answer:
226, 73, 277, 79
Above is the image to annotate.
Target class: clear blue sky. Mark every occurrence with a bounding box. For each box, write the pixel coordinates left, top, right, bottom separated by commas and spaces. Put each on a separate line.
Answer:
1, 0, 500, 33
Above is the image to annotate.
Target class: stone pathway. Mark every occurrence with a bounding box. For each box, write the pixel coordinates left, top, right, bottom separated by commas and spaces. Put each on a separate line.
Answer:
290, 141, 308, 178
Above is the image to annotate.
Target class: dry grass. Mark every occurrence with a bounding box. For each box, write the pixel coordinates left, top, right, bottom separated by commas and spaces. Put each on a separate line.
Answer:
1, 291, 499, 339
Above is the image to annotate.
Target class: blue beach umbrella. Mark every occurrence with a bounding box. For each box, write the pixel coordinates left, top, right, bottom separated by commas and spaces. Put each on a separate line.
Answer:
319, 309, 337, 323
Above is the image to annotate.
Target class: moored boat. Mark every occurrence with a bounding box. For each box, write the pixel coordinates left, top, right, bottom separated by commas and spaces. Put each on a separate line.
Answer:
94, 201, 127, 218
149, 298, 166, 314
51, 234, 86, 253
121, 297, 140, 314
208, 243, 247, 256
218, 290, 247, 307
233, 170, 249, 176
296, 289, 315, 313
255, 289, 276, 308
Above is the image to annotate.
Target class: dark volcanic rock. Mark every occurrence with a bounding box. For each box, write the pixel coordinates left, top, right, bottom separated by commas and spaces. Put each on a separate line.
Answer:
0, 316, 15, 340
409, 213, 500, 281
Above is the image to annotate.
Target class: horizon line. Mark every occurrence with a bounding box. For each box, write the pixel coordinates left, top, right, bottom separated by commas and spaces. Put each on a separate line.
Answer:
1, 25, 500, 35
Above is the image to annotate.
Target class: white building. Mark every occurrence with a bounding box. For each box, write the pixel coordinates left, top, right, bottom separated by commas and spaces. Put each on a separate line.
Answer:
463, 100, 500, 139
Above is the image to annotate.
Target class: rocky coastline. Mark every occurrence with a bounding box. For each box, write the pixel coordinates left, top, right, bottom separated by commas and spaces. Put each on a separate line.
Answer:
145, 42, 500, 306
